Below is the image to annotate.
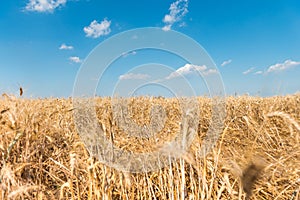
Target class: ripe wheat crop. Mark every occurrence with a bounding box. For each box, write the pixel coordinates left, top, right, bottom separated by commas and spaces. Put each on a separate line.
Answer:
0, 94, 299, 199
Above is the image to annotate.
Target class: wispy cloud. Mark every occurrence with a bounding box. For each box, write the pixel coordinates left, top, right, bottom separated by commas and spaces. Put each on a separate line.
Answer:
84, 19, 111, 38
121, 51, 137, 58
25, 0, 66, 12
243, 67, 255, 75
242, 59, 300, 76
221, 59, 232, 67
119, 73, 150, 80
203, 69, 218, 76
165, 64, 217, 79
59, 43, 73, 50
69, 56, 82, 63
162, 0, 188, 31
254, 70, 263, 75
162, 25, 172, 31
266, 59, 300, 73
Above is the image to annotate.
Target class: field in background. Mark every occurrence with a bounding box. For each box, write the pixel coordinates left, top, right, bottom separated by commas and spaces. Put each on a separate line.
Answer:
0, 94, 299, 199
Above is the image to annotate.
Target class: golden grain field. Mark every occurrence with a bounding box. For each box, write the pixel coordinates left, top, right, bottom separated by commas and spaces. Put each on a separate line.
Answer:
0, 94, 299, 199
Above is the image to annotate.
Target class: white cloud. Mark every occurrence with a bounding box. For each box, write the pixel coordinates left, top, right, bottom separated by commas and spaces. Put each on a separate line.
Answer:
243, 67, 255, 75
162, 0, 188, 31
221, 59, 232, 67
69, 56, 82, 63
203, 69, 218, 76
166, 64, 206, 79
162, 24, 172, 31
163, 14, 176, 24
121, 51, 137, 58
119, 73, 150, 80
166, 63, 213, 79
254, 70, 263, 75
267, 59, 300, 73
25, 0, 66, 12
84, 19, 111, 38
59, 43, 73, 50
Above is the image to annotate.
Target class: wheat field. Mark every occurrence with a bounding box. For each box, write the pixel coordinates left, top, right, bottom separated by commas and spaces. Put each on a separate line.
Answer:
0, 94, 299, 199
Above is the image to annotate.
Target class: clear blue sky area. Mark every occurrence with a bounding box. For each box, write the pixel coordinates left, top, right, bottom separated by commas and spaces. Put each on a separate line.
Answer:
0, 0, 300, 97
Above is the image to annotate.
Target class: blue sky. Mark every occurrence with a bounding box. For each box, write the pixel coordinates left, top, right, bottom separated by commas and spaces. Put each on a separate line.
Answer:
0, 0, 300, 97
